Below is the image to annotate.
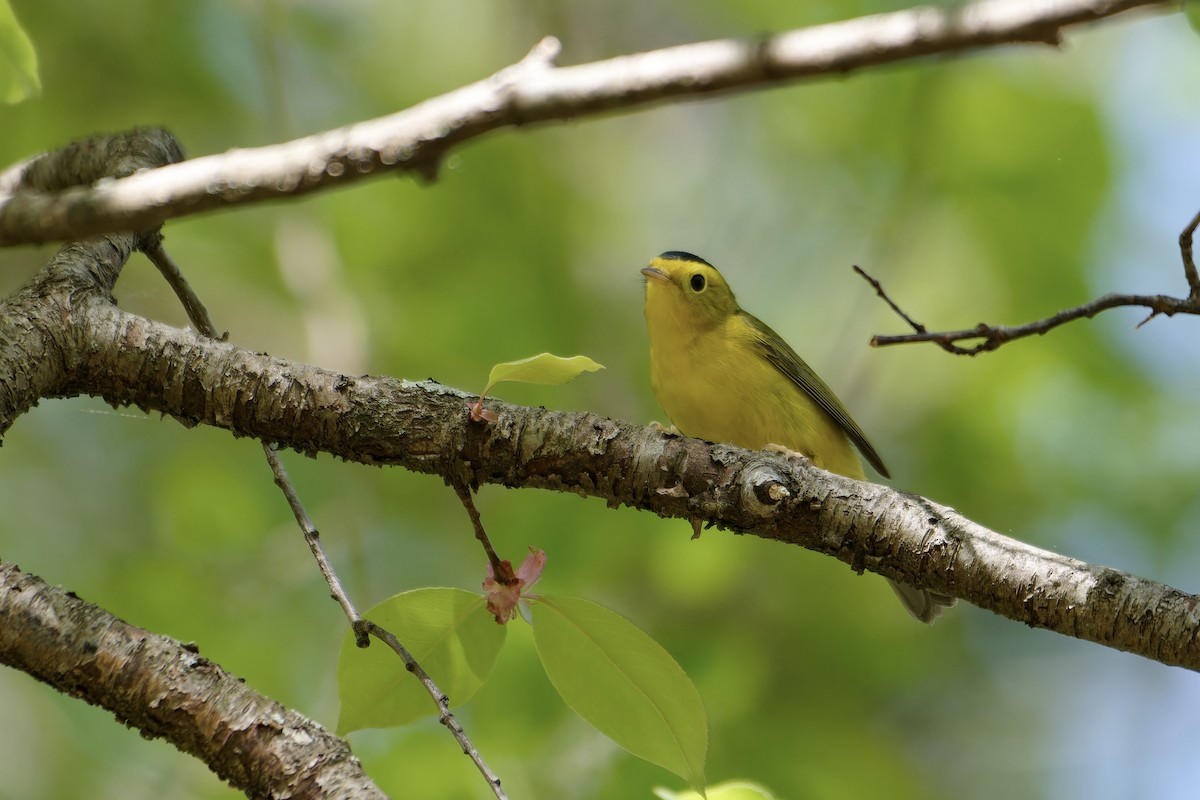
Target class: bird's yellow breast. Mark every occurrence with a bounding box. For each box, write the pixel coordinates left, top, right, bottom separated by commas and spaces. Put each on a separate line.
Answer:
640, 254, 958, 621
644, 284, 863, 480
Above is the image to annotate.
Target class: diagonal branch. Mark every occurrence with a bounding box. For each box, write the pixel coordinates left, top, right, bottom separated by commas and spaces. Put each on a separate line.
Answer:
354, 620, 507, 799
57, 298, 1200, 673
0, 562, 387, 800
0, 0, 1173, 246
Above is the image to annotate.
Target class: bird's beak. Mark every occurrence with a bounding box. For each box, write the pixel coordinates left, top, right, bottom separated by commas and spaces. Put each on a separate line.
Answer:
641, 266, 670, 284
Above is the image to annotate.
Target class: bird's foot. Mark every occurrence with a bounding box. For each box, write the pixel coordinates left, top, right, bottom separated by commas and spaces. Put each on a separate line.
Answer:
764, 443, 812, 465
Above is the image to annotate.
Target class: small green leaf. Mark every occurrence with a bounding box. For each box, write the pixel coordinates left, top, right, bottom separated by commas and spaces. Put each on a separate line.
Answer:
482, 353, 604, 397
336, 588, 505, 734
532, 595, 708, 793
0, 0, 39, 104
655, 780, 776, 800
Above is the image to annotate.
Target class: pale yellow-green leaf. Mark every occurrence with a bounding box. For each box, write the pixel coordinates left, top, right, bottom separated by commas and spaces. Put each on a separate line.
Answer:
655, 780, 777, 800
0, 0, 39, 104
532, 595, 707, 793
482, 353, 604, 397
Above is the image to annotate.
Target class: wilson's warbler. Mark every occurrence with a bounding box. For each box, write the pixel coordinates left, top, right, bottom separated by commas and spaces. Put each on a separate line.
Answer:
641, 251, 954, 623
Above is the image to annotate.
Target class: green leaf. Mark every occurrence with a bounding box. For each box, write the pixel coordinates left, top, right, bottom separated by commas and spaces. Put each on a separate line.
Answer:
336, 588, 505, 734
654, 780, 777, 800
531, 595, 708, 793
482, 353, 604, 396
0, 0, 39, 104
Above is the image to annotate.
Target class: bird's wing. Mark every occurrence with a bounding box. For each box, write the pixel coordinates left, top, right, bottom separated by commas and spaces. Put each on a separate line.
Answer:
745, 312, 890, 478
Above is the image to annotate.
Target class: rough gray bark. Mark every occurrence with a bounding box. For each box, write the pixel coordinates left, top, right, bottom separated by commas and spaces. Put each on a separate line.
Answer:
0, 563, 386, 800
6, 247, 1200, 670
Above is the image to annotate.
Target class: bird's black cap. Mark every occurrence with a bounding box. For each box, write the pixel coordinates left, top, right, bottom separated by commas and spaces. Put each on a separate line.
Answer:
658, 251, 712, 267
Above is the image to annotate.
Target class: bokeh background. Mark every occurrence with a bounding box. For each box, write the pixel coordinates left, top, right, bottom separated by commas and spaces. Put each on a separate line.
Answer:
2, 2, 1199, 798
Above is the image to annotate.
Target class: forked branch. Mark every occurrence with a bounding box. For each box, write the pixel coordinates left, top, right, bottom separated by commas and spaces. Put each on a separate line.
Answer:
860, 208, 1200, 355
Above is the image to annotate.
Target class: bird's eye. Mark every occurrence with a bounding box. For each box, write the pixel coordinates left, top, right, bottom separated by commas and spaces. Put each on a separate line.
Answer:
689, 273, 706, 292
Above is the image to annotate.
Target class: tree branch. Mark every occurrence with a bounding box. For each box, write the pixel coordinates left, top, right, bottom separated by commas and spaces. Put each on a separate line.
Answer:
860, 208, 1200, 354
354, 620, 507, 799
0, 0, 1172, 246
0, 130, 181, 431
0, 562, 387, 799
28, 212, 1195, 673
867, 284, 1200, 355
31, 296, 1194, 673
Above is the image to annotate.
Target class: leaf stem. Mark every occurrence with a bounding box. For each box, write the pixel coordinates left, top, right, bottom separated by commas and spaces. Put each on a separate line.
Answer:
452, 479, 514, 584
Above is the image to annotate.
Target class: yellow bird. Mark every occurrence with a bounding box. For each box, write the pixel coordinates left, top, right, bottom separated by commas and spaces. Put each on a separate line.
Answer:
641, 251, 954, 623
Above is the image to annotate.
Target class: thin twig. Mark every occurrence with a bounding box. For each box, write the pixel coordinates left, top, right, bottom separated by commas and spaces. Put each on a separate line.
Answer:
452, 479, 512, 584
356, 620, 509, 800
859, 209, 1200, 355
852, 264, 928, 334
145, 240, 505, 792
1179, 207, 1200, 298
146, 240, 371, 631
149, 235, 365, 636
143, 237, 223, 339
263, 444, 366, 640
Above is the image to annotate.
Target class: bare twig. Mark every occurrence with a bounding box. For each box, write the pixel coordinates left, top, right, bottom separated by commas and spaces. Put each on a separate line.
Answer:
1179, 207, 1200, 298
263, 444, 366, 640
147, 238, 365, 632
146, 240, 504, 792
852, 264, 928, 335
143, 237, 223, 339
356, 620, 509, 800
0, 0, 1172, 246
146, 240, 366, 630
147, 241, 367, 624
452, 479, 512, 584
860, 209, 1200, 355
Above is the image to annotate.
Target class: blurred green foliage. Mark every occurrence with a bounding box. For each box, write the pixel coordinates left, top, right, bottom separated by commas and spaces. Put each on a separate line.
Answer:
338, 589, 505, 734
0, 0, 39, 103
1, 2, 1199, 799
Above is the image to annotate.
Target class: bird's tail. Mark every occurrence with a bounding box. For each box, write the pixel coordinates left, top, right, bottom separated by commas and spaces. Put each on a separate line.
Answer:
888, 579, 957, 624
